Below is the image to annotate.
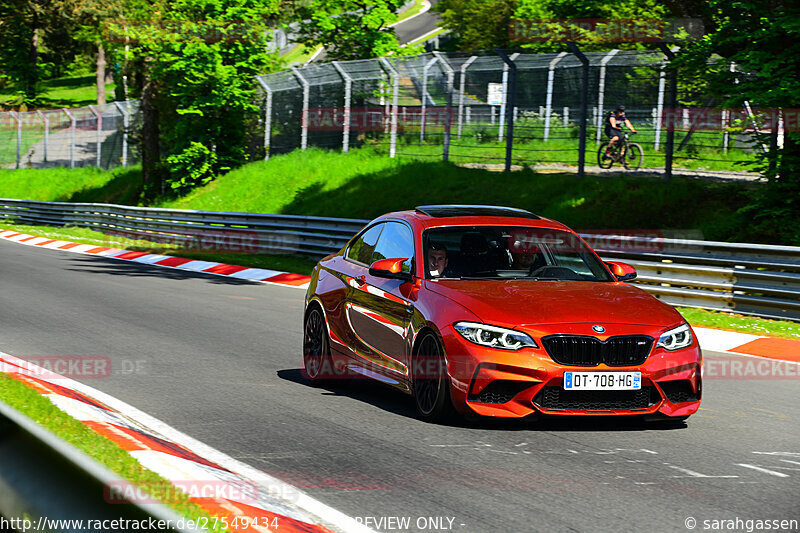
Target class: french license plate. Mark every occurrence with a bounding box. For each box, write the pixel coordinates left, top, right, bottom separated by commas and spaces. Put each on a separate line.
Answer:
563, 371, 641, 391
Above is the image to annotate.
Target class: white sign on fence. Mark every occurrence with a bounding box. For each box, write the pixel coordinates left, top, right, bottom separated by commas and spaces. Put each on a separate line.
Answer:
487, 83, 504, 106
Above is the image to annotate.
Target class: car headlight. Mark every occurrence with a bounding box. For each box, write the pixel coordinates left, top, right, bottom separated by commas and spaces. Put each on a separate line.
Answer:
657, 324, 693, 351
453, 322, 538, 350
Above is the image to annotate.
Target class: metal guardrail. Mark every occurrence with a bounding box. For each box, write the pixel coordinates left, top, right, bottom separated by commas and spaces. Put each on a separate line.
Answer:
1, 198, 798, 321
0, 399, 199, 532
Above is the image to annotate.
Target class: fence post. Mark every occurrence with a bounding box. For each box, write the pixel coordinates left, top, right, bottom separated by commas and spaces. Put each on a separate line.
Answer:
291, 67, 310, 150
89, 105, 102, 168
544, 52, 568, 142
595, 49, 619, 144
420, 56, 438, 142
36, 110, 49, 163
567, 42, 589, 179
654, 62, 666, 151
62, 109, 76, 169
434, 52, 455, 162
332, 62, 352, 153
497, 52, 519, 143
379, 57, 399, 158
457, 56, 477, 139
10, 111, 21, 169
659, 44, 677, 182
114, 102, 129, 167
255, 77, 273, 160
563, 106, 569, 125
496, 50, 517, 172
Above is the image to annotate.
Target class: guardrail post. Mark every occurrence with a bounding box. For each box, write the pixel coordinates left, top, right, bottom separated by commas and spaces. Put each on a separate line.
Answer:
89, 105, 102, 168
497, 51, 519, 143
114, 101, 130, 167
544, 52, 568, 142
434, 52, 455, 162
457, 56, 477, 139
379, 57, 399, 158
62, 108, 76, 169
256, 77, 273, 160
332, 62, 352, 153
291, 67, 310, 150
567, 42, 589, 179
420, 56, 438, 142
36, 110, 49, 163
594, 49, 618, 144
496, 50, 518, 172
10, 111, 21, 169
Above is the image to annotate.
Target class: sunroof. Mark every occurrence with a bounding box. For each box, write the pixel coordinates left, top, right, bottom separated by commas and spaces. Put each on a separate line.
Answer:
415, 205, 540, 219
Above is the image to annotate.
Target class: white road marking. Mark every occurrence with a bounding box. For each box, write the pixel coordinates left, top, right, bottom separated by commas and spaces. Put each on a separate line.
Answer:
667, 465, 739, 478
735, 464, 790, 478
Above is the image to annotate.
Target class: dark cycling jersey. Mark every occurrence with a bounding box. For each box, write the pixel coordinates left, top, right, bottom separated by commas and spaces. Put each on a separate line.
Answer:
604, 111, 626, 138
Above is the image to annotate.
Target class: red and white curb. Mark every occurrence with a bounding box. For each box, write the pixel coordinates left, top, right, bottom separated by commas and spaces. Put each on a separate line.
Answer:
0, 229, 313, 289
0, 352, 372, 533
693, 327, 800, 364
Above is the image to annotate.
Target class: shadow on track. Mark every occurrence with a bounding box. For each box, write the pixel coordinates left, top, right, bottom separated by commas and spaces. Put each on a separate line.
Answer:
277, 369, 688, 431
63, 255, 266, 285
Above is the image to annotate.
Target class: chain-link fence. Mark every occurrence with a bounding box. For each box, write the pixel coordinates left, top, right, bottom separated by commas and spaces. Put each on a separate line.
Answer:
1, 50, 776, 175
0, 101, 140, 170
256, 49, 773, 177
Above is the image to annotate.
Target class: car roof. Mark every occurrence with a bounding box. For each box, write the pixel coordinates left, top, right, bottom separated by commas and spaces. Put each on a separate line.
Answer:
375, 205, 573, 232
414, 204, 540, 219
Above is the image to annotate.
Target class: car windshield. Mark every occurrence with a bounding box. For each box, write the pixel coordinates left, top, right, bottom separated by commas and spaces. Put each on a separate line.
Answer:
423, 226, 614, 282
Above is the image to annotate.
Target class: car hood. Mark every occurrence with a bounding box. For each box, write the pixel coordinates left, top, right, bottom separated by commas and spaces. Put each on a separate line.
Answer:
425, 279, 682, 328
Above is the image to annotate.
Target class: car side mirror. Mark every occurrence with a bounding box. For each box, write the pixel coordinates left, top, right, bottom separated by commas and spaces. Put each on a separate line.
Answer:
605, 261, 637, 282
369, 258, 412, 282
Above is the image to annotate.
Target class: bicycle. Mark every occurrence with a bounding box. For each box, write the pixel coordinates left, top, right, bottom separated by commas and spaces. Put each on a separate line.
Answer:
598, 132, 643, 170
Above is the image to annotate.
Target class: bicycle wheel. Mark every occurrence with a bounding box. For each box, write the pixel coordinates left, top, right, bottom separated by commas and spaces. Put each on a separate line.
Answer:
597, 142, 614, 169
623, 143, 643, 170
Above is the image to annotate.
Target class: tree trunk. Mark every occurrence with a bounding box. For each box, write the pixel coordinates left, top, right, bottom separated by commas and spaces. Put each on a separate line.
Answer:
96, 44, 107, 105
141, 75, 161, 187
26, 26, 39, 100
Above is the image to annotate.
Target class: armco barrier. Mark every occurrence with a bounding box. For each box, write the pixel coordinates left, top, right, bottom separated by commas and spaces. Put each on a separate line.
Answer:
1, 198, 798, 321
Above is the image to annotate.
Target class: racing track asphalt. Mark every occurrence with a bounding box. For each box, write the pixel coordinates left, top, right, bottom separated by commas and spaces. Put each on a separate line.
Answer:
2, 238, 799, 532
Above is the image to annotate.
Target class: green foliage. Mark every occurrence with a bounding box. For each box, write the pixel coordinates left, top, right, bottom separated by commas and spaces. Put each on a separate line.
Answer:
165, 141, 218, 192
123, 0, 282, 190
296, 0, 406, 60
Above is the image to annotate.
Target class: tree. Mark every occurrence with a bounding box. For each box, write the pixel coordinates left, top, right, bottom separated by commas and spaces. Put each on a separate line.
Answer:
295, 0, 406, 60
674, 0, 800, 243
120, 0, 282, 193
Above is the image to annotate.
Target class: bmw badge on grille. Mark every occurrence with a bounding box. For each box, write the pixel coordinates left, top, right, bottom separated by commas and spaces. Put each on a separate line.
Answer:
592, 325, 606, 333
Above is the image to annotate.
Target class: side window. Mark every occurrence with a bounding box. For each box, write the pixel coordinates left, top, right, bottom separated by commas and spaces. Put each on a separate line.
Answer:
347, 223, 384, 265
371, 222, 414, 273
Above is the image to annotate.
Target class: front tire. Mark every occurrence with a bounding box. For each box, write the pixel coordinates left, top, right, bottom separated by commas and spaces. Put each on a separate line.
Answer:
597, 142, 614, 169
623, 143, 643, 170
302, 306, 333, 385
412, 332, 455, 423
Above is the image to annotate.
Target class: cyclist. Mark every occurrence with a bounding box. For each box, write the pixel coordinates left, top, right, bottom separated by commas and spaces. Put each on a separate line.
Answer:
603, 105, 637, 159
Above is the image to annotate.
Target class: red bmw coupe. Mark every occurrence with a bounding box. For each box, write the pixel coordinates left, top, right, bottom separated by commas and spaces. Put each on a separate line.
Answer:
302, 205, 701, 422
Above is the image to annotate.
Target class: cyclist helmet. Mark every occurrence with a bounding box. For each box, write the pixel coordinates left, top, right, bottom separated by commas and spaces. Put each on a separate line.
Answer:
616, 105, 625, 112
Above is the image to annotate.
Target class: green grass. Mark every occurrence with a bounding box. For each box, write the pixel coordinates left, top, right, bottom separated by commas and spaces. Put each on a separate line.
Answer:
396, 120, 759, 173
0, 74, 116, 108
0, 147, 767, 243
677, 307, 800, 340
281, 44, 322, 66
0, 374, 227, 531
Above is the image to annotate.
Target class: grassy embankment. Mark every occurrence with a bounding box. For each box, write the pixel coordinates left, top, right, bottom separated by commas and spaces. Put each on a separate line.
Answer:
0, 146, 796, 338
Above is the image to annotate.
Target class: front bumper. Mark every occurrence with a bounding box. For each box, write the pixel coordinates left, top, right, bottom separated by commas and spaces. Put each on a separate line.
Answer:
440, 325, 702, 419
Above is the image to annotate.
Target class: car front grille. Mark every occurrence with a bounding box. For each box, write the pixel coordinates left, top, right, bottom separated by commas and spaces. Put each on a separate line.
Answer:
533, 386, 661, 411
468, 380, 532, 404
541, 335, 654, 367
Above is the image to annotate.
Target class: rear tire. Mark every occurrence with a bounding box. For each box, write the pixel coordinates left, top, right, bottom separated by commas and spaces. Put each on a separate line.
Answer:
412, 332, 455, 423
597, 142, 614, 169
302, 306, 334, 385
623, 143, 643, 170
